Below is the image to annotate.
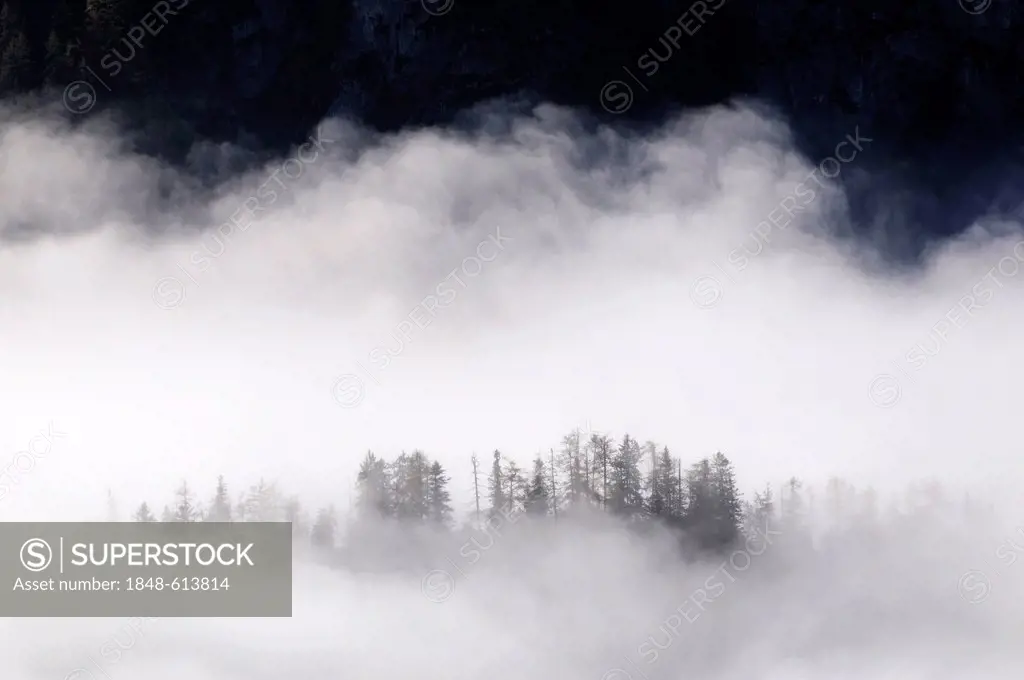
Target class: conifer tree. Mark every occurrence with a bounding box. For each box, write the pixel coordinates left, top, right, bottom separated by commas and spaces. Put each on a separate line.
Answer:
487, 450, 506, 518
502, 458, 526, 515
643, 441, 659, 514
683, 458, 715, 546
779, 476, 815, 552
559, 428, 598, 509
133, 502, 156, 522
426, 461, 454, 528
243, 478, 282, 521
651, 446, 679, 518
710, 452, 742, 547
356, 451, 392, 519
524, 456, 550, 516
742, 483, 774, 539
404, 450, 431, 521
781, 477, 805, 530
208, 475, 233, 522
388, 453, 411, 519
558, 428, 583, 507
173, 480, 198, 522
588, 434, 614, 510
573, 449, 595, 506
609, 434, 645, 517
549, 449, 559, 520
310, 506, 337, 550
385, 451, 431, 522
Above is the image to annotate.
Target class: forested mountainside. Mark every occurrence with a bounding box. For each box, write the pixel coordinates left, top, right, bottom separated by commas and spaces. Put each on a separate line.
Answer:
2, 0, 1023, 250
0, 0, 1020, 149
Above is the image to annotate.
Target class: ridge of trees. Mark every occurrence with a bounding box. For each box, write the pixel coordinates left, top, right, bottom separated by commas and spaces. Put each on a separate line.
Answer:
113, 426, 992, 561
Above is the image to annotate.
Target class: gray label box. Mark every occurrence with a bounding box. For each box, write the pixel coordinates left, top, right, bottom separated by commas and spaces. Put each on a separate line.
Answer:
0, 522, 292, 617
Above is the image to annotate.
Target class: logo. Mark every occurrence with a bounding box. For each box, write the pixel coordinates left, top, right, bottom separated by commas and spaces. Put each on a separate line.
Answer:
332, 374, 365, 408
20, 538, 52, 572
599, 81, 633, 114
64, 669, 98, 680
958, 0, 992, 14
957, 569, 990, 604
62, 81, 97, 115
421, 569, 455, 603
867, 374, 901, 408
689, 276, 723, 309
152, 277, 186, 310
421, 0, 454, 16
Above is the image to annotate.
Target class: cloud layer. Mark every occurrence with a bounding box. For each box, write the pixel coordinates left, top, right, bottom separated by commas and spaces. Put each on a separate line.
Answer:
0, 97, 1022, 678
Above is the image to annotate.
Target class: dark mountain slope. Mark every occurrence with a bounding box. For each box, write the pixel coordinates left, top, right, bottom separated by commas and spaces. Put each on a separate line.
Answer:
1, 0, 1022, 258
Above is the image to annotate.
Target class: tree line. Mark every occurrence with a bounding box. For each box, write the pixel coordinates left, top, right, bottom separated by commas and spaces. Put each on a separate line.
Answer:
115, 425, 992, 566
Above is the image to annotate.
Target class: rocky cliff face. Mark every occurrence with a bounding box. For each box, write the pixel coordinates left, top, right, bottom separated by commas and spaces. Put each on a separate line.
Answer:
4, 0, 1023, 248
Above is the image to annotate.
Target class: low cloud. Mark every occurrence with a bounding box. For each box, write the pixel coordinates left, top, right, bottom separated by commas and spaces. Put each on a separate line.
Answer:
0, 95, 1022, 679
